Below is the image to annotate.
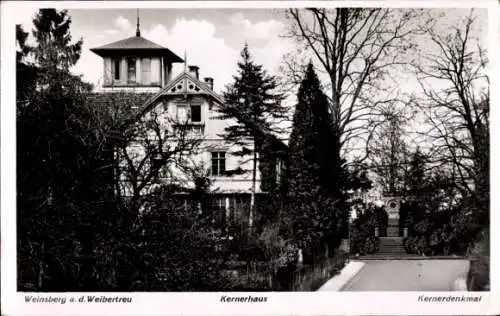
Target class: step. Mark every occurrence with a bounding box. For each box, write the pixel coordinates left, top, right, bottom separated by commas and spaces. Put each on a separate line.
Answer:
379, 238, 403, 241
379, 250, 406, 252
378, 249, 406, 252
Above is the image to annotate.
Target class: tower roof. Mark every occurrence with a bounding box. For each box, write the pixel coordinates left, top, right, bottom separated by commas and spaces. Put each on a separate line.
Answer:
90, 36, 183, 62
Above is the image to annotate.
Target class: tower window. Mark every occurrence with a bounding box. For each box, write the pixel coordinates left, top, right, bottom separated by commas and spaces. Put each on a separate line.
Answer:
211, 152, 226, 176
127, 58, 136, 83
113, 59, 120, 80
142, 58, 151, 85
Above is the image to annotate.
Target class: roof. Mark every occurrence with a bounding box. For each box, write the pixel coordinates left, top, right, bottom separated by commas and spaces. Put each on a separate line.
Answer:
86, 75, 288, 153
162, 71, 224, 103
87, 92, 156, 127
136, 71, 289, 153
137, 71, 224, 116
90, 36, 183, 62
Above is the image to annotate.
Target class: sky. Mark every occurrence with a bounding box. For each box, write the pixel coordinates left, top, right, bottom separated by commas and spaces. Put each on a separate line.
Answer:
11, 4, 490, 158
13, 8, 295, 93
12, 6, 488, 97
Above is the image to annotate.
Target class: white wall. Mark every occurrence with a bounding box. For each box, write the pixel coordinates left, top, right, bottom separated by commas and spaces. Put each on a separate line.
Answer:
118, 94, 262, 197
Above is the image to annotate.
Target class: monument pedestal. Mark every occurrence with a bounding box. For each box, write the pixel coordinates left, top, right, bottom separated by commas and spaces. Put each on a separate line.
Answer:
385, 197, 401, 237
387, 218, 399, 237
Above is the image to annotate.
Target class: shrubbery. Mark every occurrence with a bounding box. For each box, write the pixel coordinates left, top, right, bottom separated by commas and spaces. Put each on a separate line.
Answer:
467, 229, 489, 291
349, 203, 384, 255
402, 197, 486, 257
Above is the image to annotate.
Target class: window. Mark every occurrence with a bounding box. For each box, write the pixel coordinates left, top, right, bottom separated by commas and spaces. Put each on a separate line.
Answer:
127, 58, 136, 83
190, 104, 201, 122
211, 152, 226, 176
113, 59, 120, 80
142, 58, 151, 85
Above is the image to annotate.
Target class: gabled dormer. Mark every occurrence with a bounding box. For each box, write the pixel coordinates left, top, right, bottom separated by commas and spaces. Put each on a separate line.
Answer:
137, 65, 223, 137
90, 17, 183, 92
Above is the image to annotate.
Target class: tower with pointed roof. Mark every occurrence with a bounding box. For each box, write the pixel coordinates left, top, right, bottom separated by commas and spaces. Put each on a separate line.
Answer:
91, 13, 183, 92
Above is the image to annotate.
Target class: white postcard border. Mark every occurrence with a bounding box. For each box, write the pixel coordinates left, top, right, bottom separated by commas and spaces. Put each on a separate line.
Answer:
2, 1, 499, 315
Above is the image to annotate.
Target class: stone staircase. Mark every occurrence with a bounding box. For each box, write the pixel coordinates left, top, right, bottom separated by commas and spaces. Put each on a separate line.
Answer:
355, 237, 411, 260
377, 237, 407, 256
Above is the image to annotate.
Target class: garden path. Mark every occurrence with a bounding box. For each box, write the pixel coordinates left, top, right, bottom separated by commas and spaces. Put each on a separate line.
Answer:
342, 259, 469, 291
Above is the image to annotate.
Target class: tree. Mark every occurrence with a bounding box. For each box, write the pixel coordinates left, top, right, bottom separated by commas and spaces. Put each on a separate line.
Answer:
287, 62, 338, 198
16, 9, 106, 290
219, 44, 286, 229
284, 8, 427, 163
17, 9, 247, 292
286, 63, 333, 256
109, 95, 203, 217
413, 11, 488, 220
368, 103, 411, 195
285, 63, 370, 259
31, 9, 82, 71
16, 25, 37, 109
405, 148, 427, 199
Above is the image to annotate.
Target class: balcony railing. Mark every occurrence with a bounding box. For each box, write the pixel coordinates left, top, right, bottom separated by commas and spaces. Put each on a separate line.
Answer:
173, 122, 205, 136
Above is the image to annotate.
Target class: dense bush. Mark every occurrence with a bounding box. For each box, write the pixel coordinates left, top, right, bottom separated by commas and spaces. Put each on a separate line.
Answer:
349, 203, 383, 255
403, 196, 487, 257
125, 197, 235, 291
467, 229, 489, 291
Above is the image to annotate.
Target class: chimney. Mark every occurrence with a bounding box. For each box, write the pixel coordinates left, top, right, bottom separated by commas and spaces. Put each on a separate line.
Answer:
188, 65, 199, 80
204, 77, 214, 90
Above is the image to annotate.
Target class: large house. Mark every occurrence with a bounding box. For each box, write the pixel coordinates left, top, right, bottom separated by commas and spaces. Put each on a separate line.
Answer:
90, 20, 285, 219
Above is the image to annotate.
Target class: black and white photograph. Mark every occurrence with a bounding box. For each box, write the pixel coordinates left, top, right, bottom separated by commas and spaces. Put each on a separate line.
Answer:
1, 0, 498, 314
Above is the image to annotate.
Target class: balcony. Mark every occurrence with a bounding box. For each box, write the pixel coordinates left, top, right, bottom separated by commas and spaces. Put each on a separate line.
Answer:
173, 122, 205, 137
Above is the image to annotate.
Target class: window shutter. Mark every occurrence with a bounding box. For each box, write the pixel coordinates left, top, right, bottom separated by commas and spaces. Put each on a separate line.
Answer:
103, 58, 111, 85
151, 58, 160, 85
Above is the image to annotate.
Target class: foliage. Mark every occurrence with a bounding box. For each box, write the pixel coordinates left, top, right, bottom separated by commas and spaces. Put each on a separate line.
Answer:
124, 195, 237, 291
258, 224, 298, 271
368, 103, 411, 195
404, 148, 427, 199
31, 9, 83, 71
16, 11, 113, 291
467, 229, 489, 291
114, 94, 203, 215
349, 203, 384, 255
403, 194, 485, 256
287, 62, 339, 198
413, 11, 489, 218
399, 147, 484, 256
16, 9, 216, 292
285, 63, 363, 261
259, 138, 286, 194
284, 8, 427, 160
219, 43, 287, 151
218, 44, 286, 214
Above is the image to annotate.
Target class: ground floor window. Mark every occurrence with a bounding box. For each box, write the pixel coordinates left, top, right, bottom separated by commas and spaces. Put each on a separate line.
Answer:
211, 152, 226, 176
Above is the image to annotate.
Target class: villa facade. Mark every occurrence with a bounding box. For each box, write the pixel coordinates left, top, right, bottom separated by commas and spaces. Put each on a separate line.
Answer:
90, 21, 281, 216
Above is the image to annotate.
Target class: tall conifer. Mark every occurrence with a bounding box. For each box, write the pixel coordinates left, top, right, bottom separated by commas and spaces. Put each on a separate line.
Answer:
219, 44, 285, 228
287, 62, 338, 198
